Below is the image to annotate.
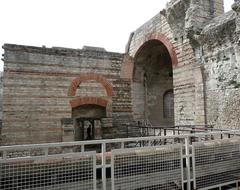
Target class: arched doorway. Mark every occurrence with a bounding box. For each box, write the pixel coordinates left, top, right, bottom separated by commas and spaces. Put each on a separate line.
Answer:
72, 104, 106, 141
68, 73, 114, 141
132, 39, 174, 127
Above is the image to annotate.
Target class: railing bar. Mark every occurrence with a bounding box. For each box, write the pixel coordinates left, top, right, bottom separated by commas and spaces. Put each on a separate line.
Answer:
183, 179, 194, 183
96, 164, 111, 169
198, 180, 240, 190
0, 131, 239, 151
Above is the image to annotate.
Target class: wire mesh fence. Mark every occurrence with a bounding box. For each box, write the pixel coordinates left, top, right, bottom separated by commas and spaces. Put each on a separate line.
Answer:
0, 152, 96, 190
111, 145, 183, 190
0, 130, 240, 190
193, 138, 240, 189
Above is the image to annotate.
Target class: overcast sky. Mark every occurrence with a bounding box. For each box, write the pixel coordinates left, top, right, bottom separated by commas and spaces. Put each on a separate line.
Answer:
0, 0, 234, 71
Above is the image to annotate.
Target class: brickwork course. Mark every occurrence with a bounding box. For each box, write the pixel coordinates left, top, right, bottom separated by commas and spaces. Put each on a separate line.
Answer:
1, 0, 240, 145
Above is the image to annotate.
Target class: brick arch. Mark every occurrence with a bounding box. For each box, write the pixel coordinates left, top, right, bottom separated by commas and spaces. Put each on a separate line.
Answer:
70, 97, 108, 108
68, 73, 114, 97
134, 33, 178, 68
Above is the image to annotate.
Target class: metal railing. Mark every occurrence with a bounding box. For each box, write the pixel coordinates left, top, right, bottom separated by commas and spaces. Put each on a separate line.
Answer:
111, 144, 183, 190
0, 152, 97, 190
0, 130, 240, 190
125, 124, 221, 138
193, 138, 240, 190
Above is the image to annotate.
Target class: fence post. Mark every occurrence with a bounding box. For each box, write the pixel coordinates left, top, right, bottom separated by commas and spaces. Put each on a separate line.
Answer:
3, 150, 7, 159
93, 154, 97, 190
44, 147, 48, 156
164, 129, 167, 144
102, 143, 107, 190
192, 142, 196, 190
81, 145, 85, 152
185, 137, 191, 190
111, 152, 115, 190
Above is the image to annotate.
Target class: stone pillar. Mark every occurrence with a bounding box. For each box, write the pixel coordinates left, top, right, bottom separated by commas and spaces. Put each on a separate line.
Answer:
101, 118, 115, 139
120, 54, 134, 80
61, 118, 75, 142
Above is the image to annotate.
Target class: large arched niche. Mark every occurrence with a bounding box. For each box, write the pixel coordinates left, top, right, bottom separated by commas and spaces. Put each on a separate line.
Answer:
132, 39, 175, 126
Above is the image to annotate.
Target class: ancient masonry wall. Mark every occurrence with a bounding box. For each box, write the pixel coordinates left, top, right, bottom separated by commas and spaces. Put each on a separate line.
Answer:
0, 72, 3, 139
1, 0, 239, 145
126, 12, 197, 125
126, 0, 227, 127
2, 45, 132, 145
0, 72, 3, 120
200, 10, 240, 129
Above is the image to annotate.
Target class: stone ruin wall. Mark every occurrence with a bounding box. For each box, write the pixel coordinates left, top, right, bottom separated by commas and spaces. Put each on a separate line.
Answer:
199, 4, 240, 129
0, 72, 2, 139
166, 0, 240, 129
126, 0, 239, 129
126, 5, 203, 126
1, 0, 240, 145
1, 45, 132, 145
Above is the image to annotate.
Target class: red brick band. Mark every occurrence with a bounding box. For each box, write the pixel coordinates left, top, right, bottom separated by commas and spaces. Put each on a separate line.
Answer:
70, 97, 108, 108
68, 73, 114, 97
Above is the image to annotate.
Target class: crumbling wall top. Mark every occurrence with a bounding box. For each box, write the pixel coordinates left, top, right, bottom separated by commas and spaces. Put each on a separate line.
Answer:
200, 11, 236, 44
2, 44, 123, 59
165, 0, 224, 39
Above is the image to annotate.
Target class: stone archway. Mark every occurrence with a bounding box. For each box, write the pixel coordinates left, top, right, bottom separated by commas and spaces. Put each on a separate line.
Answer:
68, 73, 114, 116
120, 33, 177, 79
133, 33, 178, 68
131, 33, 177, 127
64, 73, 114, 141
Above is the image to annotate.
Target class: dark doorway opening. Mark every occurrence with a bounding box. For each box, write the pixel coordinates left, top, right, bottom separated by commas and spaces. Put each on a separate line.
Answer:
75, 118, 102, 141
72, 104, 106, 141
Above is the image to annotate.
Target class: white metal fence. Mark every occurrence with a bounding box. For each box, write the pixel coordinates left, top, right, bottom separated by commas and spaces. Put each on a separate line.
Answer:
111, 145, 183, 190
193, 138, 240, 190
0, 152, 96, 190
0, 130, 240, 190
